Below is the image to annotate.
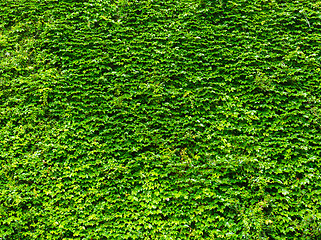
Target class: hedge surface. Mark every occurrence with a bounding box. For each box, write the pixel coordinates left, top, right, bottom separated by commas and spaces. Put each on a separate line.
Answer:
1, 0, 321, 239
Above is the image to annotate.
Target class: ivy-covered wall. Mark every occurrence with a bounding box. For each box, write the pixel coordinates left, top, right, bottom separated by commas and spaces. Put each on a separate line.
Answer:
1, 0, 321, 239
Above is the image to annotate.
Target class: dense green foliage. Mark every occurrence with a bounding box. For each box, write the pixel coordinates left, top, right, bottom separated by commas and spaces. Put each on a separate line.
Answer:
1, 0, 321, 239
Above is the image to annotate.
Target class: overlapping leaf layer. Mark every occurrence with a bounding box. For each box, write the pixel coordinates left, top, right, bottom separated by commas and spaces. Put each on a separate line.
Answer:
1, 0, 321, 239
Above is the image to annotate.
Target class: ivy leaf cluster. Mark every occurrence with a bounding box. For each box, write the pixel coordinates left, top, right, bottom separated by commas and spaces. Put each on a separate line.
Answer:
1, 0, 321, 239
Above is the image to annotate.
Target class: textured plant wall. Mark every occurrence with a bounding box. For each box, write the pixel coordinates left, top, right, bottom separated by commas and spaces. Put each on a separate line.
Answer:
1, 0, 321, 239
